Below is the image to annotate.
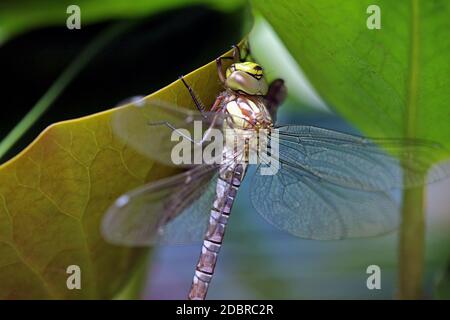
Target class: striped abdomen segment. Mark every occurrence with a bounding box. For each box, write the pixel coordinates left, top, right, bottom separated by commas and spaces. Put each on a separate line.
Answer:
188, 164, 246, 300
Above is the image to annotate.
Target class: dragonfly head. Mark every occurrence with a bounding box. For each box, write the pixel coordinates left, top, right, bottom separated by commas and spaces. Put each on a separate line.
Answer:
225, 62, 268, 96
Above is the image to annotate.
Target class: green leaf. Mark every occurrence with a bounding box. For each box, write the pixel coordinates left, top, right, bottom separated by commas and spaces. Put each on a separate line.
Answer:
435, 257, 450, 299
0, 0, 244, 43
253, 0, 450, 153
253, 0, 450, 298
0, 45, 241, 299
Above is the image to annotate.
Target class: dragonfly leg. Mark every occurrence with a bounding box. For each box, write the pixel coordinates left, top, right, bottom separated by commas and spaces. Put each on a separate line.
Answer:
231, 41, 251, 62
210, 94, 225, 112
215, 55, 234, 84
215, 44, 244, 84
182, 44, 247, 100
179, 76, 206, 116
265, 78, 287, 122
148, 118, 220, 146
148, 120, 198, 144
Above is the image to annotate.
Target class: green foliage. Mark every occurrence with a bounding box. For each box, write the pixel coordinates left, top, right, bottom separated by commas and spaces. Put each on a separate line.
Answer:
0, 0, 244, 43
435, 257, 450, 299
252, 0, 450, 299
0, 31, 241, 300
0, 0, 248, 299
1, 0, 449, 300
253, 0, 450, 155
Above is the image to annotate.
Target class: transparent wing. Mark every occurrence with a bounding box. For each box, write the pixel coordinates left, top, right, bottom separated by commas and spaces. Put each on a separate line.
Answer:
111, 97, 227, 167
101, 148, 246, 246
272, 125, 450, 191
250, 161, 399, 240
250, 125, 450, 239
101, 164, 219, 246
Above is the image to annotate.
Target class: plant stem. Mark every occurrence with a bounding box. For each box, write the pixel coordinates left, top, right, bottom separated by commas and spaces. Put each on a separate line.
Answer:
0, 21, 134, 161
398, 183, 426, 299
114, 253, 150, 300
398, 0, 423, 299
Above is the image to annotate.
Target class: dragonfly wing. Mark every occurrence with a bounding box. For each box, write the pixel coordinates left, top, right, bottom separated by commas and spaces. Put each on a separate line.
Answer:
158, 173, 219, 244
101, 164, 219, 246
111, 97, 227, 167
250, 162, 399, 240
273, 125, 450, 191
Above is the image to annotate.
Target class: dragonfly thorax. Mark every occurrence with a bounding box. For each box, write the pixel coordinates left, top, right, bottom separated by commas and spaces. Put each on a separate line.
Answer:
224, 94, 273, 130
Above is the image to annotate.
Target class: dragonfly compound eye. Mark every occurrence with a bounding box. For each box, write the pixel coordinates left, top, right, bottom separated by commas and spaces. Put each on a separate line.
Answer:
225, 62, 268, 96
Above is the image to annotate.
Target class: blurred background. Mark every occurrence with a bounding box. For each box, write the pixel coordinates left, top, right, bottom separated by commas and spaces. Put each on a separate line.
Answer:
1, 1, 449, 299
146, 109, 450, 299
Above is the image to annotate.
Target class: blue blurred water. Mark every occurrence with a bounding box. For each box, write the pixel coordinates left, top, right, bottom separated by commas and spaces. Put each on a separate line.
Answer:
144, 109, 450, 299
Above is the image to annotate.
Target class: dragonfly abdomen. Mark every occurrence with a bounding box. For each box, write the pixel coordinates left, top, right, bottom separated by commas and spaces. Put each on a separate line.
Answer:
188, 164, 246, 300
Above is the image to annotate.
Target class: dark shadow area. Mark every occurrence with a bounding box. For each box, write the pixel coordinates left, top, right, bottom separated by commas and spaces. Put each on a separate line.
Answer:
0, 5, 245, 162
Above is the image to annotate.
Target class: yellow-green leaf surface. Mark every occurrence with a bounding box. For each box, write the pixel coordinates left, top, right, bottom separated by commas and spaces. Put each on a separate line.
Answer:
0, 46, 238, 299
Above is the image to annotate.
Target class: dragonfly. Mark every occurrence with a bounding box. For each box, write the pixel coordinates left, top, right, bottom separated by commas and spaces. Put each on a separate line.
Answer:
101, 45, 450, 300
